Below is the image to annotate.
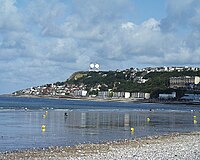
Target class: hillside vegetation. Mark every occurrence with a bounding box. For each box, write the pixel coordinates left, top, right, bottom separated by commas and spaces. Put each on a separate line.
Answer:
67, 70, 200, 98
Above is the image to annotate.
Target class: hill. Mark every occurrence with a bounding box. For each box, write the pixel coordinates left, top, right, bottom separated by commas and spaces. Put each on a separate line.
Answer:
12, 67, 200, 99
66, 69, 200, 98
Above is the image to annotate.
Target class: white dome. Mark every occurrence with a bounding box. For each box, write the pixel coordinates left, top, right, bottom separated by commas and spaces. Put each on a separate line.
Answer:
90, 63, 95, 69
95, 63, 99, 69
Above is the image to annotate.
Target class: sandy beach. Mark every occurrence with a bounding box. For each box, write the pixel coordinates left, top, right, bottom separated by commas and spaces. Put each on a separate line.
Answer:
0, 132, 200, 160
6, 95, 200, 106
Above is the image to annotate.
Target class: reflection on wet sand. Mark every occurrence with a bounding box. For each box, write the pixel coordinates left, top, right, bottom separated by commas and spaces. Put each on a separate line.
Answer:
0, 109, 199, 152
64, 110, 199, 132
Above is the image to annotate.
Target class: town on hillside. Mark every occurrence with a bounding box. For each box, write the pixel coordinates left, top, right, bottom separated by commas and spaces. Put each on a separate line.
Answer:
12, 66, 200, 103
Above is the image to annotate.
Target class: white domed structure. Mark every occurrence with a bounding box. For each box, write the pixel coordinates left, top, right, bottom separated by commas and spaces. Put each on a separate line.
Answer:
90, 63, 95, 69
89, 63, 100, 71
95, 63, 100, 69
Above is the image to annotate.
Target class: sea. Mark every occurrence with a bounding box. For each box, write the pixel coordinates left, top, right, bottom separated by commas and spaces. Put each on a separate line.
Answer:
0, 96, 200, 152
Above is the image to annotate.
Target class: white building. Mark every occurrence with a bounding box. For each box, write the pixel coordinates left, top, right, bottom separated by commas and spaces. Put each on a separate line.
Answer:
181, 94, 200, 101
124, 92, 131, 98
159, 92, 176, 99
170, 76, 200, 88
131, 92, 150, 99
98, 91, 109, 98
73, 90, 88, 97
112, 92, 125, 98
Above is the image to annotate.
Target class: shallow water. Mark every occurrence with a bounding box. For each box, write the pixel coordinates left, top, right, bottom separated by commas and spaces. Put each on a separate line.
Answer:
0, 96, 200, 152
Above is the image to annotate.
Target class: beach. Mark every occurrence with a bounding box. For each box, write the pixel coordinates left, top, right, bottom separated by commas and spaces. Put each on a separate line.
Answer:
1, 132, 200, 160
7, 95, 200, 106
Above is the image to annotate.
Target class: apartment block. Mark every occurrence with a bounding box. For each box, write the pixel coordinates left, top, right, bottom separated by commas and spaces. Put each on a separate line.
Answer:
170, 76, 200, 88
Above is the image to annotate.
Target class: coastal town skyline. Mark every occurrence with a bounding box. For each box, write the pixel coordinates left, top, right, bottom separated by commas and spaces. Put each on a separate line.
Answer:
12, 65, 200, 100
1, 0, 200, 94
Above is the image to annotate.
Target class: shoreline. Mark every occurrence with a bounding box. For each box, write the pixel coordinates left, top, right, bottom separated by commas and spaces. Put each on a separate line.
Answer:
1, 131, 200, 159
1, 94, 140, 103
3, 94, 200, 106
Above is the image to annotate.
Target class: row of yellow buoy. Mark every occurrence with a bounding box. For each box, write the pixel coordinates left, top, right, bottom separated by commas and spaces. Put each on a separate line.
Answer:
41, 111, 48, 132
194, 115, 197, 124
41, 125, 46, 132
130, 115, 198, 133
130, 117, 151, 133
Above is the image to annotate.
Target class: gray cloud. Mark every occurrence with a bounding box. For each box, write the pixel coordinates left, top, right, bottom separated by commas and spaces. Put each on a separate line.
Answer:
161, 0, 197, 32
1, 0, 200, 93
0, 0, 24, 31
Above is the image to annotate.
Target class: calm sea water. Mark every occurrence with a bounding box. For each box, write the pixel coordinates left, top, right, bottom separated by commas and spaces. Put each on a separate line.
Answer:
0, 96, 200, 152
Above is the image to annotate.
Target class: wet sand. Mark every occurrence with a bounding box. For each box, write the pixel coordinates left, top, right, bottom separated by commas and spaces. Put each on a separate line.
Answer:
1, 132, 200, 160
7, 95, 200, 105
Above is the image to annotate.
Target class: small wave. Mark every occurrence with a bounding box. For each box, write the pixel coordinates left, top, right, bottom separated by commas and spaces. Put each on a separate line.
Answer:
53, 109, 71, 111
0, 108, 18, 112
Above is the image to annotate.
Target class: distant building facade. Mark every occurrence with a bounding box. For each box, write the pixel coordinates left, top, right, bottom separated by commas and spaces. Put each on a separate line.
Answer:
98, 91, 110, 98
98, 91, 132, 99
159, 92, 176, 99
124, 92, 131, 99
112, 92, 125, 98
170, 76, 200, 88
131, 92, 150, 99
73, 90, 88, 97
181, 94, 200, 101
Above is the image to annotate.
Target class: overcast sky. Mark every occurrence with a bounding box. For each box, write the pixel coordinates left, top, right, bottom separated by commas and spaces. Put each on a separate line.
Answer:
0, 0, 200, 94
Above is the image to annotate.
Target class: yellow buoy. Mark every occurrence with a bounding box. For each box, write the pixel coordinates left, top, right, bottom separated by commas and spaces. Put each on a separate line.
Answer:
130, 127, 135, 132
194, 120, 197, 124
42, 125, 46, 130
43, 114, 46, 119
193, 116, 197, 119
46, 111, 48, 115
41, 128, 46, 132
147, 117, 150, 122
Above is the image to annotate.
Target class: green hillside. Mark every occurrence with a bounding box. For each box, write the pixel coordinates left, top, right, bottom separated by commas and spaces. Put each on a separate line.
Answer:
67, 70, 200, 98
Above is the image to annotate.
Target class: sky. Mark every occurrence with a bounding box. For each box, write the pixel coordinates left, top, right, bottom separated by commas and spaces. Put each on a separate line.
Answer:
0, 0, 200, 94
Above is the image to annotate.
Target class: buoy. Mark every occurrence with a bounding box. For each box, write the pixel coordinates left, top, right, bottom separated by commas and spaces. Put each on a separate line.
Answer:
194, 120, 197, 124
42, 125, 46, 130
130, 127, 135, 132
43, 115, 46, 119
42, 128, 46, 132
147, 117, 150, 122
193, 116, 197, 119
46, 111, 48, 115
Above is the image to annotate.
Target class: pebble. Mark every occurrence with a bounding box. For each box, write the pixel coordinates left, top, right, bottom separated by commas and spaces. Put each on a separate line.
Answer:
0, 132, 200, 160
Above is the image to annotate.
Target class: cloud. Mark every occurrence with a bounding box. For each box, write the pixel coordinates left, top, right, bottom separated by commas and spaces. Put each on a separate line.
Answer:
161, 0, 200, 31
1, 0, 200, 93
0, 0, 23, 31
72, 0, 134, 22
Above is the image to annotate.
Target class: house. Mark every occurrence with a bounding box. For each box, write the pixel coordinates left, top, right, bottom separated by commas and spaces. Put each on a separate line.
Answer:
131, 92, 150, 99
159, 92, 176, 99
124, 92, 130, 98
73, 90, 88, 97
